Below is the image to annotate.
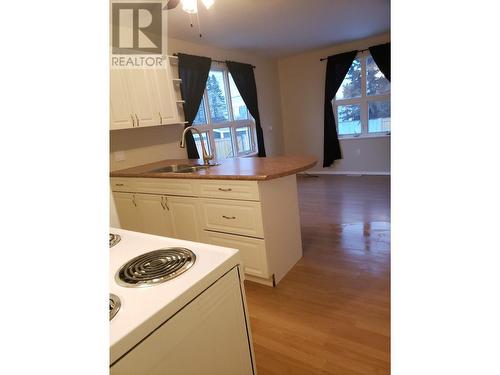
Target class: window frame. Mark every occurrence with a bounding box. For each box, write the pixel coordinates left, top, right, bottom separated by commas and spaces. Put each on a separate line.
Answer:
193, 65, 258, 159
333, 50, 391, 139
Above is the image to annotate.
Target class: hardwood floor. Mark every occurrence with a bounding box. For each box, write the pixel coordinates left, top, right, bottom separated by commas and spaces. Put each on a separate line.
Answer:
244, 175, 390, 375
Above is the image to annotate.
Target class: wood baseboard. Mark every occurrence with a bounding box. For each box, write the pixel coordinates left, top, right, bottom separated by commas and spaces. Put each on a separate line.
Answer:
299, 170, 390, 176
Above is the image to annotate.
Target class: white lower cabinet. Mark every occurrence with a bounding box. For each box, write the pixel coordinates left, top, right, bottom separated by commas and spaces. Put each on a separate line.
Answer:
167, 195, 201, 242
111, 175, 303, 286
202, 231, 269, 279
112, 192, 200, 242
135, 194, 174, 237
113, 192, 142, 232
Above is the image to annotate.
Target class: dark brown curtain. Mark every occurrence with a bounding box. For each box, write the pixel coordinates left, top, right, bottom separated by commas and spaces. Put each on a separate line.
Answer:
178, 53, 212, 159
369, 43, 391, 81
323, 51, 357, 167
226, 61, 266, 157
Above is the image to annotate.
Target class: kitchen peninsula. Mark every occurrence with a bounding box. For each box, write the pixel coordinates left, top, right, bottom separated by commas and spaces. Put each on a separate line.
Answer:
110, 155, 316, 286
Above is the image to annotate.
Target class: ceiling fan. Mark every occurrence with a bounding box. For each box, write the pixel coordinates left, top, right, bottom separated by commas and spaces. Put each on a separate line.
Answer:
164, 0, 215, 37
164, 0, 180, 10
163, 0, 214, 13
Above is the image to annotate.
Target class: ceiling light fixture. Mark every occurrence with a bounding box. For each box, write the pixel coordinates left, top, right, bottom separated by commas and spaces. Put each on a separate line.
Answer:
201, 0, 214, 10
181, 0, 198, 14
165, 0, 215, 38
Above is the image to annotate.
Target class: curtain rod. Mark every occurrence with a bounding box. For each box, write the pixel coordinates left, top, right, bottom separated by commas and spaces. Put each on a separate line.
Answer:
319, 48, 369, 62
173, 53, 256, 68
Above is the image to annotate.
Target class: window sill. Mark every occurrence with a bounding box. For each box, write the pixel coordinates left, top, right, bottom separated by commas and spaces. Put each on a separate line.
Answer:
339, 133, 391, 141
241, 151, 258, 158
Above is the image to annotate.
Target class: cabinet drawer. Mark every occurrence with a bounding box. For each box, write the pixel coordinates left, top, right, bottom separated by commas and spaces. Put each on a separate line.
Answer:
203, 231, 269, 278
135, 178, 197, 196
198, 180, 259, 201
110, 178, 137, 192
199, 199, 263, 238
110, 177, 197, 196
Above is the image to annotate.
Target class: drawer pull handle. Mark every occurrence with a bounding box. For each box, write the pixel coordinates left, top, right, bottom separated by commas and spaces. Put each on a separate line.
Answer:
218, 188, 232, 192
222, 215, 236, 220
115, 183, 124, 187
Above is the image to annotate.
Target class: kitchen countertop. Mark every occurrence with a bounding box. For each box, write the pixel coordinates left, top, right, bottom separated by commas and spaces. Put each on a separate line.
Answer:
110, 155, 317, 181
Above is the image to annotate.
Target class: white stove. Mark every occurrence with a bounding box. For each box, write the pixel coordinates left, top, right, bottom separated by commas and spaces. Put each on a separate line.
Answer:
109, 228, 255, 374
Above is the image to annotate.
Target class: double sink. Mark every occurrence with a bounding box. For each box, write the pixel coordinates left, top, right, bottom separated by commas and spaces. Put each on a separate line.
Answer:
145, 164, 218, 174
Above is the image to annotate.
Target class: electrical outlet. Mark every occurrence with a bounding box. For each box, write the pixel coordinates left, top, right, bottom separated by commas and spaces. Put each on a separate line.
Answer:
356, 148, 361, 156
114, 151, 126, 162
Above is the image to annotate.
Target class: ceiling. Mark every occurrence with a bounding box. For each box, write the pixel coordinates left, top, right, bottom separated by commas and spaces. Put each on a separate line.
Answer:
167, 0, 390, 58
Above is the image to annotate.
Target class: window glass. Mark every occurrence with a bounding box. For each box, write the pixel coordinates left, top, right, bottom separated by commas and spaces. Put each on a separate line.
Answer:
335, 58, 361, 100
213, 127, 234, 158
366, 56, 390, 96
229, 74, 249, 120
191, 67, 257, 158
193, 99, 207, 125
236, 126, 252, 153
337, 104, 361, 135
192, 132, 211, 156
206, 71, 229, 123
368, 101, 391, 133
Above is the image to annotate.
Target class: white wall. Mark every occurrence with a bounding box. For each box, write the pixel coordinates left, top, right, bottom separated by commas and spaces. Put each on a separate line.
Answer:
277, 33, 391, 174
110, 37, 285, 171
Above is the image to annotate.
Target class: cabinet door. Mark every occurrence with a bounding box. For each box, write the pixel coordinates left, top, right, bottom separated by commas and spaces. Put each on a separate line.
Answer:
113, 192, 141, 232
127, 69, 157, 128
167, 196, 201, 242
110, 69, 134, 130
146, 66, 178, 125
135, 194, 173, 237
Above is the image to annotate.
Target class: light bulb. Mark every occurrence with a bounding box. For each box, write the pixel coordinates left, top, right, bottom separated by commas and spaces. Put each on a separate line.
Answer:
182, 0, 198, 14
201, 0, 214, 9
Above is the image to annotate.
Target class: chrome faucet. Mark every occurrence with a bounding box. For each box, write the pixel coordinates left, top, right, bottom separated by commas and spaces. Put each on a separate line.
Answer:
180, 126, 214, 166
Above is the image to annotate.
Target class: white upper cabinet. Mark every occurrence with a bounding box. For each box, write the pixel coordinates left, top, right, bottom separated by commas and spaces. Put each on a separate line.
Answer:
110, 69, 134, 130
126, 69, 157, 128
146, 65, 178, 126
110, 64, 180, 130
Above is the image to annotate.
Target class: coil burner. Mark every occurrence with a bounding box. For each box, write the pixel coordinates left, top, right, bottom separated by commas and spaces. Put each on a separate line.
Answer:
109, 294, 121, 320
116, 248, 196, 287
109, 233, 121, 248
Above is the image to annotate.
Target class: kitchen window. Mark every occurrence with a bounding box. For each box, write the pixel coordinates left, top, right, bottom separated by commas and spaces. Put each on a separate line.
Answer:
192, 65, 257, 159
333, 51, 391, 138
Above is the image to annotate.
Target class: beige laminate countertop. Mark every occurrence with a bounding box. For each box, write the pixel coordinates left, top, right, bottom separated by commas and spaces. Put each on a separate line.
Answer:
110, 155, 317, 181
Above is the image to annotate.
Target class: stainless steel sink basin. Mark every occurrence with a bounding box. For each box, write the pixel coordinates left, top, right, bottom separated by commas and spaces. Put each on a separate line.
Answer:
148, 164, 198, 173
176, 165, 211, 173
146, 163, 218, 174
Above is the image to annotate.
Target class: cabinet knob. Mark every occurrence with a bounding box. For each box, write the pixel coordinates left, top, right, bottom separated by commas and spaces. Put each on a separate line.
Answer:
130, 114, 135, 127
218, 188, 232, 192
135, 114, 140, 127
222, 215, 236, 220
158, 112, 163, 124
